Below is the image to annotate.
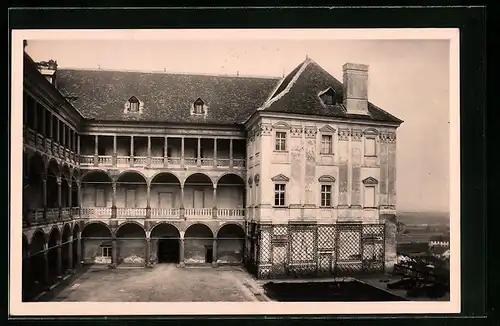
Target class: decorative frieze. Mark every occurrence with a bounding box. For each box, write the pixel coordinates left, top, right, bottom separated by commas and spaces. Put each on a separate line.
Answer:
259, 123, 273, 136
304, 126, 317, 139
290, 125, 303, 138
380, 132, 396, 143
350, 129, 363, 142
338, 129, 350, 141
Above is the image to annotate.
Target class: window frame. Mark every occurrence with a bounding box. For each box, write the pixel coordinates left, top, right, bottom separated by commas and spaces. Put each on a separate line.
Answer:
320, 134, 333, 155
275, 131, 287, 152
320, 184, 333, 208
363, 185, 377, 208
101, 246, 112, 258
274, 183, 286, 207
364, 136, 377, 157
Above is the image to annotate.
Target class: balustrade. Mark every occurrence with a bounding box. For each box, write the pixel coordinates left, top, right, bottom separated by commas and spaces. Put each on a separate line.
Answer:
150, 157, 164, 167
133, 156, 148, 167
81, 207, 112, 218
217, 208, 245, 218
117, 207, 147, 217
98, 155, 112, 166
185, 208, 213, 217
217, 158, 230, 167
116, 156, 130, 166
150, 208, 180, 218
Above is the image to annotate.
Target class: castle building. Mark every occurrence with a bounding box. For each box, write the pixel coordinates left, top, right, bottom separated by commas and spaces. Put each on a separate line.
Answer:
21, 49, 402, 301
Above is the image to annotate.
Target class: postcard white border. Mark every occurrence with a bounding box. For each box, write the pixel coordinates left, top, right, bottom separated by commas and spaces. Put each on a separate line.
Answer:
10, 28, 460, 316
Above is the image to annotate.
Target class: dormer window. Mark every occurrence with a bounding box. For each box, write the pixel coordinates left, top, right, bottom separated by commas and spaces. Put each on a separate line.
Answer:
194, 98, 204, 115
124, 95, 143, 114
319, 88, 337, 106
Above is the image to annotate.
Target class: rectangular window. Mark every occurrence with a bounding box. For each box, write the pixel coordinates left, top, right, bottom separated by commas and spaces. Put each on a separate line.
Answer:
274, 184, 286, 206
365, 137, 376, 156
321, 185, 332, 207
130, 101, 139, 112
101, 247, 112, 257
275, 132, 287, 151
321, 135, 333, 154
364, 186, 376, 208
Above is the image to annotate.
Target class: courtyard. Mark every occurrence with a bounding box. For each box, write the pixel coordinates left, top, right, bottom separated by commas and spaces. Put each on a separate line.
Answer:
41, 264, 263, 302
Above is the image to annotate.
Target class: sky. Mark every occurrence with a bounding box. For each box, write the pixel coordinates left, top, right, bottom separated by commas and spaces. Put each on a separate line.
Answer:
25, 37, 451, 213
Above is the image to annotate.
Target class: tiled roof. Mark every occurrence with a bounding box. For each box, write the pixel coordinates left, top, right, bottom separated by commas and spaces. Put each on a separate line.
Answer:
56, 69, 280, 125
50, 56, 402, 125
259, 58, 403, 124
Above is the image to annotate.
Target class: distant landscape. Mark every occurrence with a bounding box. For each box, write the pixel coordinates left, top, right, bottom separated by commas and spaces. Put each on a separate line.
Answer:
397, 211, 450, 226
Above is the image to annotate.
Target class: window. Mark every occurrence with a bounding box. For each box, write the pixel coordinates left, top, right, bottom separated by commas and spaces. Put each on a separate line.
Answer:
365, 137, 376, 156
101, 246, 112, 257
321, 185, 332, 207
321, 135, 333, 154
128, 96, 140, 112
275, 131, 287, 151
320, 88, 337, 106
194, 98, 204, 114
95, 188, 106, 207
274, 184, 286, 206
364, 186, 376, 208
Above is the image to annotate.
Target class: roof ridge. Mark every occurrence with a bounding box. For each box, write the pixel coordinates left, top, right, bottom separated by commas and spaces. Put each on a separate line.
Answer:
58, 67, 280, 80
258, 57, 313, 111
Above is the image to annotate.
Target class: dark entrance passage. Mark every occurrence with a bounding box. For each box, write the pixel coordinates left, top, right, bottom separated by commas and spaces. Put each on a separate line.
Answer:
205, 246, 213, 264
157, 239, 180, 263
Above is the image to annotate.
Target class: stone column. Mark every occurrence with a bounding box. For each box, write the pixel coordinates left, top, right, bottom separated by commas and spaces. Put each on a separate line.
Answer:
77, 183, 82, 208
41, 108, 46, 137
229, 138, 233, 167
111, 237, 117, 268
43, 243, 50, 286
56, 240, 62, 276
111, 182, 117, 218
94, 135, 99, 166
42, 176, 47, 220
57, 177, 62, 220
145, 237, 151, 268
147, 136, 152, 167
56, 119, 60, 144
180, 185, 185, 219
164, 136, 168, 167
197, 137, 201, 166
213, 138, 218, 168
212, 186, 217, 219
76, 231, 82, 268
179, 232, 185, 267
48, 112, 53, 139
130, 136, 134, 167
77, 134, 80, 155
68, 235, 73, 270
181, 137, 185, 167
146, 184, 151, 218
112, 135, 117, 167
68, 184, 72, 210
212, 239, 218, 267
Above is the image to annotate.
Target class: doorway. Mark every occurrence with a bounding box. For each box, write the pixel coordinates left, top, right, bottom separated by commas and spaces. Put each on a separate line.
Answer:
157, 239, 180, 263
205, 246, 213, 264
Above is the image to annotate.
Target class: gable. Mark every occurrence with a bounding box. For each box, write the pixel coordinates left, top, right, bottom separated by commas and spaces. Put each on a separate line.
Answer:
271, 174, 290, 182
362, 177, 379, 185
319, 125, 336, 133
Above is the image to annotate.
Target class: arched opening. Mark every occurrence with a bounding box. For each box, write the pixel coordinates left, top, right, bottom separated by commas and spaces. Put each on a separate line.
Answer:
184, 173, 213, 217
184, 223, 214, 264
216, 174, 246, 217
28, 230, 46, 300
116, 223, 146, 266
81, 222, 112, 265
47, 227, 61, 283
216, 224, 245, 265
46, 160, 59, 209
61, 224, 71, 273
24, 153, 45, 222
116, 172, 147, 217
81, 171, 113, 218
150, 223, 180, 263
150, 173, 182, 218
72, 224, 80, 269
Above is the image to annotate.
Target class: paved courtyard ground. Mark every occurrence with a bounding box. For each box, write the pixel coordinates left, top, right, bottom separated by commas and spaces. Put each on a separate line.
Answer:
46, 264, 263, 302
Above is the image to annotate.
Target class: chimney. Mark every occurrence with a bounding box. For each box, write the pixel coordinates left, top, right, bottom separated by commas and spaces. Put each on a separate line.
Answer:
342, 63, 369, 115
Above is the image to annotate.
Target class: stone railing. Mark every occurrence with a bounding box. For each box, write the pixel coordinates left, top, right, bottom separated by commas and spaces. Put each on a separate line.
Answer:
217, 208, 245, 218
185, 208, 213, 217
168, 157, 181, 165
151, 157, 164, 167
79, 155, 94, 166
201, 158, 213, 167
46, 208, 60, 221
116, 207, 147, 218
98, 155, 112, 166
133, 156, 148, 167
116, 156, 131, 167
217, 158, 230, 167
233, 158, 246, 168
150, 208, 180, 218
81, 207, 112, 219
